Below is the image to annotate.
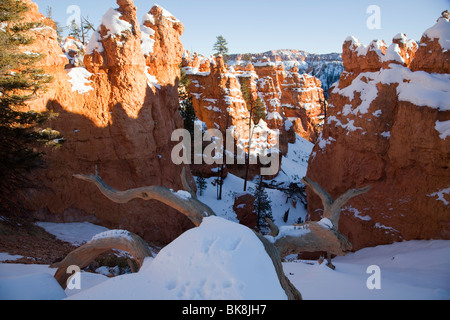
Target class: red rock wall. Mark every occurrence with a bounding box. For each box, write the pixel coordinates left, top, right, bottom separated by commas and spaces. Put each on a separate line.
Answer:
183, 54, 325, 145
306, 14, 450, 250
21, 0, 194, 245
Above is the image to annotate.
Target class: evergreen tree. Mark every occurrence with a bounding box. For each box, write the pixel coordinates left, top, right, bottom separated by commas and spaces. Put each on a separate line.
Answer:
240, 78, 254, 192
213, 35, 229, 61
68, 19, 82, 41
252, 177, 273, 232
0, 0, 62, 215
196, 175, 207, 197
68, 16, 95, 46
178, 66, 197, 136
45, 6, 64, 44
253, 97, 266, 124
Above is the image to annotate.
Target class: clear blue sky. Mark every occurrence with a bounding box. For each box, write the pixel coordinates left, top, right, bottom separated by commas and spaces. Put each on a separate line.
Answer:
34, 0, 449, 56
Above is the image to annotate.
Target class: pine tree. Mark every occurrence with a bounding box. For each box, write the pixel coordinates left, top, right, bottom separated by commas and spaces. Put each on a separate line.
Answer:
68, 19, 82, 42
178, 66, 197, 136
68, 16, 95, 46
45, 6, 63, 43
240, 78, 254, 192
252, 177, 273, 232
213, 35, 229, 61
196, 175, 207, 197
253, 97, 266, 124
0, 0, 62, 215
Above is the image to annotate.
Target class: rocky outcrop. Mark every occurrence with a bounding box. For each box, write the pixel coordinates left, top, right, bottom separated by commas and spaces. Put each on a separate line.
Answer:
229, 50, 344, 97
410, 11, 450, 74
62, 37, 85, 68
182, 54, 282, 179
233, 192, 258, 230
20, 0, 194, 245
306, 13, 450, 251
182, 53, 325, 148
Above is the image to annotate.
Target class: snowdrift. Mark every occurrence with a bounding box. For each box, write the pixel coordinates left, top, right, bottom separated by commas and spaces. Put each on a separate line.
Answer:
67, 216, 287, 300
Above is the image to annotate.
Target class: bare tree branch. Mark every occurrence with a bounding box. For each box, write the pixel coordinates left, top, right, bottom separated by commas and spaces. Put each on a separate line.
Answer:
50, 231, 152, 289
73, 168, 215, 227
301, 177, 334, 211
71, 167, 303, 300
302, 177, 371, 228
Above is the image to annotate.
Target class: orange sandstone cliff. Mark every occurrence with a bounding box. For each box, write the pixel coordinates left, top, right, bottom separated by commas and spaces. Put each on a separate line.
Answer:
21, 0, 194, 245
181, 53, 326, 164
306, 13, 450, 250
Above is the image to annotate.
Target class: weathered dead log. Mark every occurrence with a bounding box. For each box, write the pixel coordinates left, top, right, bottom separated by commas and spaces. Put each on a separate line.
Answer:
265, 178, 371, 258
71, 167, 303, 300
51, 230, 152, 289
268, 222, 353, 258
73, 168, 215, 227
302, 177, 372, 228
253, 232, 303, 300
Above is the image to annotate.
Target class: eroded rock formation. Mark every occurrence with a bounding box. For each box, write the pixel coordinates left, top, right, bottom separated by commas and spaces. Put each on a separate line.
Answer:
182, 52, 326, 155
306, 13, 450, 250
20, 0, 194, 245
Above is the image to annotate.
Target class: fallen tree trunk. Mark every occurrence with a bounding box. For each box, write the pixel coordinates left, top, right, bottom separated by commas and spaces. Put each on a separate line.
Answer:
302, 177, 372, 228
51, 230, 152, 289
267, 221, 353, 258
70, 167, 302, 300
266, 178, 371, 258
73, 168, 215, 227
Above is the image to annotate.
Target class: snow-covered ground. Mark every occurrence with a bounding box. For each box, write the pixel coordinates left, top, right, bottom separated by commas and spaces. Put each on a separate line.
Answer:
1, 219, 448, 300
1, 135, 449, 300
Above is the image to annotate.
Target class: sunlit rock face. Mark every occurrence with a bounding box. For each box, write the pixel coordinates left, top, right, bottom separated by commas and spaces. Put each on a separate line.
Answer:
306, 13, 450, 250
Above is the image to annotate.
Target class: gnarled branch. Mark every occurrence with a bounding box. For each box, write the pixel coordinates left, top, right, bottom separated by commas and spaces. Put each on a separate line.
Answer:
264, 177, 371, 258
302, 177, 371, 228
73, 168, 215, 227
71, 167, 302, 300
51, 230, 152, 289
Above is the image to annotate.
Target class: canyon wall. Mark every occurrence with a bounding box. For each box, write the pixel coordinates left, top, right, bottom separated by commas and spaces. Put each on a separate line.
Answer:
306, 13, 450, 250
182, 53, 326, 150
21, 0, 194, 245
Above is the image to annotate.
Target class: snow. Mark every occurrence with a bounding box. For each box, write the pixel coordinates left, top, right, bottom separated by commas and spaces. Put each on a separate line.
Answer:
381, 131, 391, 139
285, 240, 450, 300
327, 115, 363, 134
277, 134, 313, 184
91, 230, 135, 242
345, 206, 372, 222
174, 190, 192, 200
423, 16, 450, 51
2, 237, 448, 300
66, 67, 94, 94
142, 13, 155, 25
435, 120, 450, 140
154, 4, 180, 23
317, 218, 333, 229
317, 132, 336, 151
145, 67, 161, 89
36, 222, 109, 246
266, 225, 311, 244
67, 216, 287, 300
141, 24, 156, 56
1, 133, 449, 300
0, 273, 66, 300
428, 187, 450, 206
85, 28, 104, 55
0, 253, 23, 262
101, 8, 132, 39
332, 64, 450, 116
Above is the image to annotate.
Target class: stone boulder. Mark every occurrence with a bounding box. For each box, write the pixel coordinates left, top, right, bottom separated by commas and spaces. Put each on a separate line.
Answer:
233, 192, 258, 230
